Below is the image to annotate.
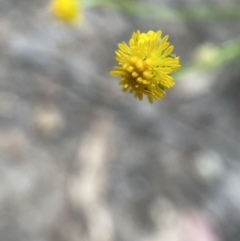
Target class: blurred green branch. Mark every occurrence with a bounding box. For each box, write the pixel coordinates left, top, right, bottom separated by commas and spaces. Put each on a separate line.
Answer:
84, 0, 240, 20
177, 36, 240, 78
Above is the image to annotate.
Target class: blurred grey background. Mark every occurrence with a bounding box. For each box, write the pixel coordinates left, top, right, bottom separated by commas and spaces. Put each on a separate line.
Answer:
0, 0, 240, 241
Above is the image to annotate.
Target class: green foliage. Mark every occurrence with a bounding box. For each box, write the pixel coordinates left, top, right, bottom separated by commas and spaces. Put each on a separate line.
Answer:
84, 0, 240, 20
177, 37, 240, 78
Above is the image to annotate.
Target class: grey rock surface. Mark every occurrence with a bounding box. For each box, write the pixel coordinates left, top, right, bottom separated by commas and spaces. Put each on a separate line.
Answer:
0, 1, 240, 241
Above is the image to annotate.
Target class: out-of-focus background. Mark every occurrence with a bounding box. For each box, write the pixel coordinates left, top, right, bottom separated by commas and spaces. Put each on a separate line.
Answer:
0, 0, 240, 240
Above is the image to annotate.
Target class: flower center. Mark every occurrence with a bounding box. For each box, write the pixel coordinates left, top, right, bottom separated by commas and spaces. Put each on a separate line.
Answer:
122, 56, 153, 85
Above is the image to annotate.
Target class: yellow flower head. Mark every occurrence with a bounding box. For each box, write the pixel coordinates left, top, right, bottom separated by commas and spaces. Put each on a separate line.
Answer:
110, 30, 181, 103
51, 0, 81, 24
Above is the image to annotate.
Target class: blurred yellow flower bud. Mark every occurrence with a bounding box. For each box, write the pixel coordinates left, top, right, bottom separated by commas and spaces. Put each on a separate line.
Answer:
51, 0, 81, 24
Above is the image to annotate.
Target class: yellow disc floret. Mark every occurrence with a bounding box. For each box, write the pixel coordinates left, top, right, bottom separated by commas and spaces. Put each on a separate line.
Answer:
110, 30, 181, 103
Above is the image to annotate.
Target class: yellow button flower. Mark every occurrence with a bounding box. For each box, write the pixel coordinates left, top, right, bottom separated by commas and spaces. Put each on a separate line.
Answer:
110, 30, 181, 103
51, 0, 81, 24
